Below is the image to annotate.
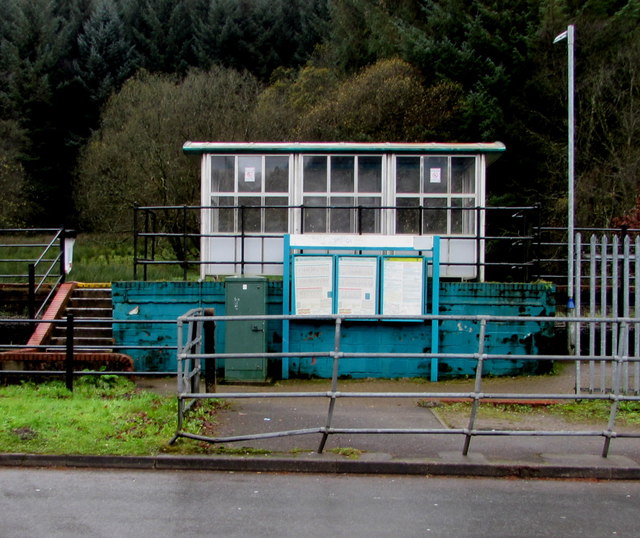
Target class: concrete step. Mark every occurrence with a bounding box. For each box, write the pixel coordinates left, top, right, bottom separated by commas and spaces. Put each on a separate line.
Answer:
64, 307, 113, 320
51, 326, 113, 339
48, 335, 114, 351
47, 284, 115, 350
68, 297, 113, 309
71, 287, 111, 298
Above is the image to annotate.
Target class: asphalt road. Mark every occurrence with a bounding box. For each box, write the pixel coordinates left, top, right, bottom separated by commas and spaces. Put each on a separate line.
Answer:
1, 468, 638, 537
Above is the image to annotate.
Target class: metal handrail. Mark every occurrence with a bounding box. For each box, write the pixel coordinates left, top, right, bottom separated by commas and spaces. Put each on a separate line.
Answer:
0, 227, 70, 319
133, 204, 539, 282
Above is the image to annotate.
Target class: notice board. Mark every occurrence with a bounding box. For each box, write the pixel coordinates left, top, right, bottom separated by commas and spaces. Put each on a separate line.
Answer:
336, 256, 378, 315
381, 257, 425, 315
292, 255, 334, 314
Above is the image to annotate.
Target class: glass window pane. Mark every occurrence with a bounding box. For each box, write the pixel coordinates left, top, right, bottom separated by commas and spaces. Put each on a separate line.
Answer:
330, 196, 354, 233
451, 198, 476, 234
214, 196, 234, 232
358, 156, 382, 193
238, 196, 261, 232
238, 156, 262, 193
396, 157, 420, 193
396, 197, 420, 234
331, 156, 354, 192
422, 198, 447, 234
423, 156, 448, 194
303, 156, 327, 192
303, 196, 326, 233
211, 156, 234, 192
451, 157, 475, 193
265, 197, 288, 233
358, 197, 381, 233
265, 156, 289, 192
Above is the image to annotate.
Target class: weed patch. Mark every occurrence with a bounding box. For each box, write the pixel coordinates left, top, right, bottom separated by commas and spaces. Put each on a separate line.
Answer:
329, 447, 364, 459
0, 379, 226, 455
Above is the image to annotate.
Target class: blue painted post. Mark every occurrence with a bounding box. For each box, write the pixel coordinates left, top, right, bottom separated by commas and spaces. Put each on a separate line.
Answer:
282, 234, 291, 379
430, 237, 441, 382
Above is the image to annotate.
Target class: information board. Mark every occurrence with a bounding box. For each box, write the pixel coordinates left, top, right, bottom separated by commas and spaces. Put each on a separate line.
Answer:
381, 257, 424, 315
293, 256, 334, 314
337, 256, 378, 315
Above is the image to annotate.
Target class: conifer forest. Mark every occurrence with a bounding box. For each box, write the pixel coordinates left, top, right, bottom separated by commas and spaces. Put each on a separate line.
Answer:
0, 0, 638, 233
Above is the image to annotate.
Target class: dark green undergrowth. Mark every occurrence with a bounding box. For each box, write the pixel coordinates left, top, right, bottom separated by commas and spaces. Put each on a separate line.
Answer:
0, 377, 225, 455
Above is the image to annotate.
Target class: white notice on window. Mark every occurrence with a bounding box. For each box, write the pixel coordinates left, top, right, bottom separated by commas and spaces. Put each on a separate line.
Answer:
429, 168, 441, 183
244, 167, 256, 182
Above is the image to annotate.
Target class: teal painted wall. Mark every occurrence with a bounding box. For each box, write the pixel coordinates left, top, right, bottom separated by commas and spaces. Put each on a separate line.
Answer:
112, 281, 555, 378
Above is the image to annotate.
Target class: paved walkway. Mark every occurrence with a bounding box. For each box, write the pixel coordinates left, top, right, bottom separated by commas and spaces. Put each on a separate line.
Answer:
2, 369, 639, 479
126, 368, 640, 479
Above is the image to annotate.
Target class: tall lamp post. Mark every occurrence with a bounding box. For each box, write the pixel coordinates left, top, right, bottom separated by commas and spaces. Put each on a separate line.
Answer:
554, 25, 576, 322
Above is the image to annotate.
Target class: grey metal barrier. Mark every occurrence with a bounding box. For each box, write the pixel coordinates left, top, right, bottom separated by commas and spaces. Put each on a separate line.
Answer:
172, 310, 640, 458
574, 233, 640, 394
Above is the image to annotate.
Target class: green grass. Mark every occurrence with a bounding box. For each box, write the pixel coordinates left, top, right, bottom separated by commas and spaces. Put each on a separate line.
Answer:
432, 399, 640, 426
0, 232, 199, 284
0, 377, 226, 456
329, 446, 364, 459
549, 399, 640, 425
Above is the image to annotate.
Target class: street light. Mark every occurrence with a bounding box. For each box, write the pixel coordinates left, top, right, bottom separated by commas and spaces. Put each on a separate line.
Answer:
554, 25, 575, 314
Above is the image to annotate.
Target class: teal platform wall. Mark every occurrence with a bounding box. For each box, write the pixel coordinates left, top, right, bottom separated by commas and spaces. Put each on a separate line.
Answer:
112, 281, 555, 378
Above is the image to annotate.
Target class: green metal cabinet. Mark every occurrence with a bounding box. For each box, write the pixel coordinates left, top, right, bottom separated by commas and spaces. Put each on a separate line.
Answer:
224, 276, 267, 382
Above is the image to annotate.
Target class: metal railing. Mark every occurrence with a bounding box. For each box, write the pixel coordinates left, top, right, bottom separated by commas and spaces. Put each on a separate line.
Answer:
0, 316, 179, 387
0, 227, 72, 319
536, 225, 640, 289
133, 204, 540, 282
173, 310, 640, 458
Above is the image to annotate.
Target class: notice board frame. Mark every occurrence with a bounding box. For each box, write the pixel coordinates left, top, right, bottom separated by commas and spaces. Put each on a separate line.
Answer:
282, 234, 441, 381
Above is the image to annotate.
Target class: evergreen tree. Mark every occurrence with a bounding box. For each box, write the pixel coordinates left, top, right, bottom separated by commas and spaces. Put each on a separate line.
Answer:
195, 0, 329, 80
73, 0, 138, 106
0, 0, 70, 225
121, 0, 206, 75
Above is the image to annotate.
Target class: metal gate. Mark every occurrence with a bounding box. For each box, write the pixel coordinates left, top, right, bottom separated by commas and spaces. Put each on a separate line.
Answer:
574, 233, 640, 394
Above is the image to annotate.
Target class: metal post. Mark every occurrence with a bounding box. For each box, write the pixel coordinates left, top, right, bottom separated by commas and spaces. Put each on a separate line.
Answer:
535, 205, 542, 280
65, 314, 74, 391
602, 323, 626, 458
554, 25, 576, 312
204, 308, 216, 392
475, 206, 481, 282
28, 263, 35, 320
567, 25, 575, 311
183, 205, 188, 281
143, 210, 149, 282
318, 316, 342, 454
240, 205, 245, 275
133, 204, 138, 280
59, 228, 66, 283
463, 318, 487, 456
